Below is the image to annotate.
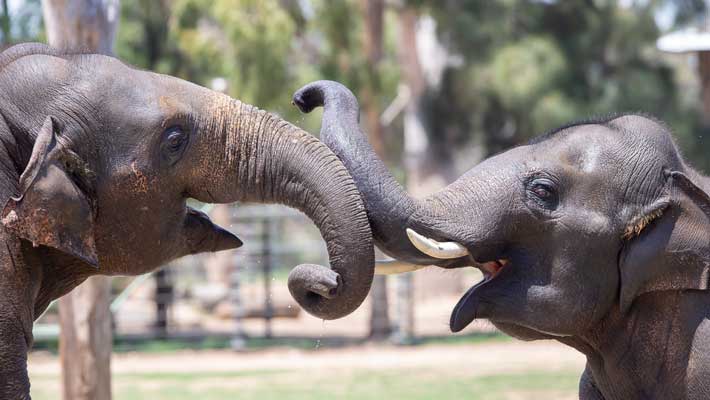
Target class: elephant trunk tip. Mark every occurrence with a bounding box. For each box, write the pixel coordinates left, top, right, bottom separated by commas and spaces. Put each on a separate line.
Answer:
292, 84, 325, 114
288, 263, 369, 320
293, 80, 359, 118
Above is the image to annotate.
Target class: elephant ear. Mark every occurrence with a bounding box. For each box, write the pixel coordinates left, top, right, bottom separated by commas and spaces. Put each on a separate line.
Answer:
1, 116, 98, 266
618, 170, 710, 313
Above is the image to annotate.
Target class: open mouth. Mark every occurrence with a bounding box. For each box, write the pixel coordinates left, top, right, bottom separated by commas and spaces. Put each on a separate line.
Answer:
479, 258, 509, 280
450, 258, 510, 333
404, 228, 511, 333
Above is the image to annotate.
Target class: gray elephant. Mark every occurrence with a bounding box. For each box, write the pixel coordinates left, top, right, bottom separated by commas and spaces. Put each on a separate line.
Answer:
0, 44, 375, 399
294, 80, 710, 400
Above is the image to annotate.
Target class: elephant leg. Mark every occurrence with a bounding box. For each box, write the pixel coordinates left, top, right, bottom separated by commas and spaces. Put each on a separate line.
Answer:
0, 357, 30, 400
0, 239, 36, 400
579, 364, 605, 400
0, 304, 31, 400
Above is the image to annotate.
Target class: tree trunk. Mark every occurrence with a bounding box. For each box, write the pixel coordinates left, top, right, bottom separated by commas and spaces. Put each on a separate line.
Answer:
42, 0, 119, 55
360, 0, 391, 340
698, 51, 710, 125
43, 1, 119, 399
57, 277, 112, 400
153, 268, 172, 338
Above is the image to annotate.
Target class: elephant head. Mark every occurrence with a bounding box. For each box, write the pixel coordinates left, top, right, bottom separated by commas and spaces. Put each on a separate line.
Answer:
293, 80, 710, 337
0, 44, 374, 320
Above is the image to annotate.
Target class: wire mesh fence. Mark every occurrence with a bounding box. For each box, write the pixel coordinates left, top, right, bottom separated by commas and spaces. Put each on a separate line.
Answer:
33, 203, 495, 345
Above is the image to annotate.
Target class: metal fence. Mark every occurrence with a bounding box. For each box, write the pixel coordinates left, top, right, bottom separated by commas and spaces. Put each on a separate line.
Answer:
33, 203, 491, 345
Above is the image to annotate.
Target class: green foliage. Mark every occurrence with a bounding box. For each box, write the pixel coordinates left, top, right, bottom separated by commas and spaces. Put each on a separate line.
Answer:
193, 0, 295, 108
489, 36, 567, 111
417, 0, 708, 169
115, 1, 175, 72
312, 0, 361, 85
117, 0, 298, 113
4, 0, 709, 169
309, 0, 399, 107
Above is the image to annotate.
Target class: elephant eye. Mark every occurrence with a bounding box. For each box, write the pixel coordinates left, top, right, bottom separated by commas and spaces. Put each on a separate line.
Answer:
526, 177, 559, 210
160, 126, 189, 166
532, 184, 552, 199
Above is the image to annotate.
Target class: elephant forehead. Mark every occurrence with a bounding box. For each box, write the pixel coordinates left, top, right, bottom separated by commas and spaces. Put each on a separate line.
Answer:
554, 125, 622, 173
158, 95, 184, 116
154, 73, 222, 112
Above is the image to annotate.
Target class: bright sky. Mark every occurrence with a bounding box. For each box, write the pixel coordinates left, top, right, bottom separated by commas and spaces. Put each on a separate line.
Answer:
8, 0, 24, 13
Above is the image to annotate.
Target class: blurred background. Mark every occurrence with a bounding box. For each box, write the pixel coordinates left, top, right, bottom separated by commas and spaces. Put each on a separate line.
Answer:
4, 0, 710, 399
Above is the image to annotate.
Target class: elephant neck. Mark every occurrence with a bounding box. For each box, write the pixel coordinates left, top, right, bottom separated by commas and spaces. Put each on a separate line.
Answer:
563, 290, 706, 400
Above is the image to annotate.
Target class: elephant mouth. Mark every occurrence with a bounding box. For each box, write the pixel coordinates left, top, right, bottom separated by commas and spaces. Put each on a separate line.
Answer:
450, 258, 510, 333
404, 228, 511, 332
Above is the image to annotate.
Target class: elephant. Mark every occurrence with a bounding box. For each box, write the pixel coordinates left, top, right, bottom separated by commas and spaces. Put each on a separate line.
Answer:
293, 80, 710, 400
0, 44, 375, 399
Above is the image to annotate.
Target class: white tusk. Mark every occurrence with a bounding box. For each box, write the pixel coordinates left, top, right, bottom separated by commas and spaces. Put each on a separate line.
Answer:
406, 228, 469, 259
375, 260, 428, 275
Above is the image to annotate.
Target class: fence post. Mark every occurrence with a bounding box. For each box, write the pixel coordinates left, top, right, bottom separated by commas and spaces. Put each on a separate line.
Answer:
154, 268, 173, 338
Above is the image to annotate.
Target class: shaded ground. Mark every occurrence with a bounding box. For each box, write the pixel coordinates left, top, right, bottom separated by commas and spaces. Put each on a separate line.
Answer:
29, 339, 586, 399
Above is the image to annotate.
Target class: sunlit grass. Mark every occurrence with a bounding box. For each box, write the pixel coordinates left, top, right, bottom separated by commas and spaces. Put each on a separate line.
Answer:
31, 367, 579, 400
32, 331, 511, 354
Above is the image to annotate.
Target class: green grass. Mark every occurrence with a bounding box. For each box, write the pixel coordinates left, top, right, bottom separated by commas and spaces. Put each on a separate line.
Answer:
417, 331, 509, 346
30, 334, 571, 399
30, 367, 579, 400
32, 332, 511, 354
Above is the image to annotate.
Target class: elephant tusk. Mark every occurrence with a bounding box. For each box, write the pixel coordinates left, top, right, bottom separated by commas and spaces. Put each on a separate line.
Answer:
406, 228, 469, 259
374, 260, 428, 275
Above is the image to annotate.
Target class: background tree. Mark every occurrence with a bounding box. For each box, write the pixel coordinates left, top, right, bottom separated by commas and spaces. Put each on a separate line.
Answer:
415, 0, 706, 170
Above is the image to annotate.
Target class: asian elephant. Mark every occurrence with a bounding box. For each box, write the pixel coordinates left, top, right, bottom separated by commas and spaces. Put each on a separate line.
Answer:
293, 80, 710, 400
0, 44, 374, 399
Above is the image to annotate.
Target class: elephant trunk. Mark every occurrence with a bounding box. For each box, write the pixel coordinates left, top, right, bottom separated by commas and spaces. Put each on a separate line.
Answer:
196, 96, 374, 320
293, 81, 469, 267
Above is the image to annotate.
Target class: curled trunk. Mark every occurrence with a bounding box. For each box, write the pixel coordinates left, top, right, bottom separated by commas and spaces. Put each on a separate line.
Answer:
196, 97, 374, 320
292, 81, 467, 267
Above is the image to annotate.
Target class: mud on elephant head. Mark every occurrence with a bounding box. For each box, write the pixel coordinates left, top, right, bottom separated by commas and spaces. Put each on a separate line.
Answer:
0, 44, 375, 321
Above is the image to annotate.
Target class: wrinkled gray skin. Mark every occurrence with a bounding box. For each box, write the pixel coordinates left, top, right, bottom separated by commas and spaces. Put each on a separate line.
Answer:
0, 45, 374, 399
294, 80, 710, 400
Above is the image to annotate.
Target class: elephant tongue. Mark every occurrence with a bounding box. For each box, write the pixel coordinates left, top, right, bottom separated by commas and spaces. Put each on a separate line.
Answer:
449, 280, 485, 333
